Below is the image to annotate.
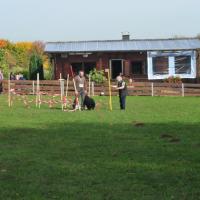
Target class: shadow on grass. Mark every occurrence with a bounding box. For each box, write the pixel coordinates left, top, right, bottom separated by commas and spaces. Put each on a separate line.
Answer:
0, 122, 200, 200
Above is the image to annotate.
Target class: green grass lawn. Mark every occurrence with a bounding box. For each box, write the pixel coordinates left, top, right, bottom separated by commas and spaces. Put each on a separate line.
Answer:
0, 95, 200, 200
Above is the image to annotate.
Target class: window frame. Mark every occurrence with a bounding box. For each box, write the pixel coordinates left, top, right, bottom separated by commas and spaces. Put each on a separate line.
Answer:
152, 56, 169, 75
131, 61, 145, 75
71, 62, 96, 75
174, 55, 191, 75
147, 51, 196, 80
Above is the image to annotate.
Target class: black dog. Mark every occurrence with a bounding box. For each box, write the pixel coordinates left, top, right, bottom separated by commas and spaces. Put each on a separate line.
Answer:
83, 95, 95, 110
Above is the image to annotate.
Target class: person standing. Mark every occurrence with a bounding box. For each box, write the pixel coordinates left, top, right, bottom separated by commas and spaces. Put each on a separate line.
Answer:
10, 72, 16, 80
0, 69, 4, 81
74, 71, 87, 108
116, 75, 128, 110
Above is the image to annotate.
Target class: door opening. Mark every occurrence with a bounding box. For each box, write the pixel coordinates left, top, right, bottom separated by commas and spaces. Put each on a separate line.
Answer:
110, 59, 123, 79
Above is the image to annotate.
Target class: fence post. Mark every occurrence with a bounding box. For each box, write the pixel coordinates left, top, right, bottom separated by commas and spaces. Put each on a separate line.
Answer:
32, 81, 35, 95
182, 83, 185, 97
151, 82, 154, 97
36, 73, 40, 108
1, 80, 4, 93
92, 82, 94, 96
8, 75, 11, 107
89, 75, 91, 96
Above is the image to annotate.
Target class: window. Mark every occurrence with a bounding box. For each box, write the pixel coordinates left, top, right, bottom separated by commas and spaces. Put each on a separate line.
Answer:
71, 63, 83, 75
131, 61, 143, 75
84, 62, 95, 75
71, 62, 96, 75
152, 56, 169, 75
175, 56, 191, 74
147, 51, 196, 80
111, 60, 123, 79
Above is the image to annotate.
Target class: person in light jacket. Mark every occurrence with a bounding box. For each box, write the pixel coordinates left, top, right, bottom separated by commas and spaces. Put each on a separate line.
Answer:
74, 71, 87, 108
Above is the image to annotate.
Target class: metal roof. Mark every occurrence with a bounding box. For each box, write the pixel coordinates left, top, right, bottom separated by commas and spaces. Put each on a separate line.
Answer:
45, 38, 200, 53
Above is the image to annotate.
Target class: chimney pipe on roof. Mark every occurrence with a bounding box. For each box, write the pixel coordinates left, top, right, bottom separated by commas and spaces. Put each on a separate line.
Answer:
122, 32, 130, 40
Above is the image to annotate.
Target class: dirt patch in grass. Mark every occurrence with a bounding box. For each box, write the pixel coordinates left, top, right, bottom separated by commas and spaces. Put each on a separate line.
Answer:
160, 134, 181, 143
133, 121, 145, 127
196, 143, 200, 148
160, 134, 173, 139
169, 138, 181, 143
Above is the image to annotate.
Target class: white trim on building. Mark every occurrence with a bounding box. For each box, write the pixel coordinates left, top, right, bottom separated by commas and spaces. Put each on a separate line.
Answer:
147, 51, 197, 80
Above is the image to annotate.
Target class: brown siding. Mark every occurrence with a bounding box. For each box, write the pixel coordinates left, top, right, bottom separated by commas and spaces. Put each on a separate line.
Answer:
50, 50, 200, 83
124, 60, 130, 76
53, 52, 147, 80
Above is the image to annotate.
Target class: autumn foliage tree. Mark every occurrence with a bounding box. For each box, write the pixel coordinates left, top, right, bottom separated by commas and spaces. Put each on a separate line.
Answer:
0, 40, 8, 48
0, 39, 51, 79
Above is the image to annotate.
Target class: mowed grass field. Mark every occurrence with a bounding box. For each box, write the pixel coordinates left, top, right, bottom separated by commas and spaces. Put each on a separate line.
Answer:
0, 95, 200, 200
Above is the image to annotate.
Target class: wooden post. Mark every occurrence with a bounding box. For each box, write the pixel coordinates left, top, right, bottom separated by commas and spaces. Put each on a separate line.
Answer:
89, 75, 91, 96
70, 65, 77, 93
108, 70, 112, 111
92, 82, 94, 97
151, 82, 154, 97
8, 73, 11, 107
72, 78, 77, 93
36, 73, 40, 107
59, 73, 63, 101
66, 74, 69, 98
36, 74, 38, 107
32, 81, 35, 95
182, 83, 185, 97
38, 74, 41, 109
59, 77, 65, 111
105, 69, 112, 111
70, 65, 81, 111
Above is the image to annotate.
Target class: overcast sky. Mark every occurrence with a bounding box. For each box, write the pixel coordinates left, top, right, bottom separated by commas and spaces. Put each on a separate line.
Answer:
0, 0, 200, 42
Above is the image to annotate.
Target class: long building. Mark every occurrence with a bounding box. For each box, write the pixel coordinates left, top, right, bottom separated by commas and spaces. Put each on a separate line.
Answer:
45, 34, 200, 82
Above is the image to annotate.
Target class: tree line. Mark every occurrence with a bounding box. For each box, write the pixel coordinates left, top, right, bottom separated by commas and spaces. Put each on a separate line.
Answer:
0, 40, 52, 80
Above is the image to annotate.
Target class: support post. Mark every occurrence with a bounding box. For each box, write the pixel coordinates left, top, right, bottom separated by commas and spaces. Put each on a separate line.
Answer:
59, 75, 65, 111
8, 73, 11, 107
32, 81, 35, 95
36, 73, 40, 108
70, 65, 81, 111
92, 82, 94, 97
108, 70, 112, 111
105, 69, 112, 111
182, 83, 185, 97
151, 82, 154, 97
66, 74, 69, 98
89, 75, 91, 96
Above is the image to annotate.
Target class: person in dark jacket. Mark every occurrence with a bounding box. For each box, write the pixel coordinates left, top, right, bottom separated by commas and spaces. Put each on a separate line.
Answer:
115, 75, 128, 110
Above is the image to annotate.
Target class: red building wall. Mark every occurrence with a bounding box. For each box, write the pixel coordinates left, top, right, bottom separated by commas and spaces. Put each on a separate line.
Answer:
53, 52, 147, 79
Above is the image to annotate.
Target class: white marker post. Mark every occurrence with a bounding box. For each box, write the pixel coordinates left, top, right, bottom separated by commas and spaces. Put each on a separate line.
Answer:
39, 81, 41, 108
36, 73, 40, 108
92, 82, 94, 97
66, 74, 69, 98
70, 66, 81, 111
32, 81, 35, 95
89, 74, 91, 96
105, 68, 112, 111
151, 82, 154, 97
59, 73, 65, 111
8, 72, 11, 107
182, 83, 185, 97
